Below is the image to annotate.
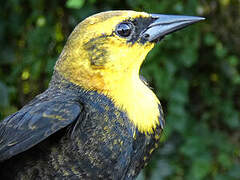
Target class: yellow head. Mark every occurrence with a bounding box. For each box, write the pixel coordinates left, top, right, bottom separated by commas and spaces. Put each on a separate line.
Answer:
55, 11, 155, 91
55, 10, 204, 133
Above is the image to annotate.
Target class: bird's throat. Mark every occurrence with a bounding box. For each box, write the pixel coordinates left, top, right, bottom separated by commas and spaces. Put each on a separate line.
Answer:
102, 73, 161, 134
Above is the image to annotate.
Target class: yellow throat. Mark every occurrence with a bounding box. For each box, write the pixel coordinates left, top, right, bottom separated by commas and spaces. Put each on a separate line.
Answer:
55, 11, 161, 133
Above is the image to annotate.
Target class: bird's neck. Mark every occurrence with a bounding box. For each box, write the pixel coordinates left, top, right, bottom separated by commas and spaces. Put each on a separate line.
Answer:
53, 66, 160, 134
103, 71, 161, 134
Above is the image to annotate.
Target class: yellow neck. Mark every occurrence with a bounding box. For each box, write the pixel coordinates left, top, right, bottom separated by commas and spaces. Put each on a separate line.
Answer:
103, 71, 160, 133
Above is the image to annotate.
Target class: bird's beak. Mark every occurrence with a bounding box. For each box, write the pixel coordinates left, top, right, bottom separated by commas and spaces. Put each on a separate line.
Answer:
141, 14, 205, 42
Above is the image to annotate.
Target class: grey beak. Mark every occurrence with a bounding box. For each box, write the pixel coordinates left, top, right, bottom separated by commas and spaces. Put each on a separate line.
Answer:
141, 14, 205, 42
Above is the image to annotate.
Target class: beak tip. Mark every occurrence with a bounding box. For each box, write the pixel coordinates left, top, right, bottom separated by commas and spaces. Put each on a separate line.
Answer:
194, 16, 206, 22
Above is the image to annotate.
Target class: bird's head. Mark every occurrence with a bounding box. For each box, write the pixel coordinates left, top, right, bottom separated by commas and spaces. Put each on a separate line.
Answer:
54, 10, 204, 133
55, 10, 204, 93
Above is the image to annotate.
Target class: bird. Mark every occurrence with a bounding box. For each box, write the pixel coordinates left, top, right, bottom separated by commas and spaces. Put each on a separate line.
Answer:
0, 10, 204, 179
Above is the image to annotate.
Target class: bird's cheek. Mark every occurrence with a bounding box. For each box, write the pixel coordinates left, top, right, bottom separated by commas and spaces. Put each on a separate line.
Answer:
131, 43, 154, 60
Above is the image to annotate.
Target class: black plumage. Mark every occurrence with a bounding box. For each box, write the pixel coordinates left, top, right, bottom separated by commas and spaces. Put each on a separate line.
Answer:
0, 73, 163, 179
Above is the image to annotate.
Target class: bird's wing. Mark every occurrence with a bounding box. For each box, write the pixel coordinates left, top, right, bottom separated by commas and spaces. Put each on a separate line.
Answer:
0, 96, 82, 161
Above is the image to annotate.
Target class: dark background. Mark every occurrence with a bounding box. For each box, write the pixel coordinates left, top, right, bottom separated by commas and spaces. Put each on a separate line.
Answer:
0, 0, 239, 179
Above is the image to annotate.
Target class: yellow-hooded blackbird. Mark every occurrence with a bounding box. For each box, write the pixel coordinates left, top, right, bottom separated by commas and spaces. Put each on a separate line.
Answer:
0, 10, 204, 179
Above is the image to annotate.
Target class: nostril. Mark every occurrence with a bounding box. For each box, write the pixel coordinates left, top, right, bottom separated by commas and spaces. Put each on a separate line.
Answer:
143, 33, 150, 39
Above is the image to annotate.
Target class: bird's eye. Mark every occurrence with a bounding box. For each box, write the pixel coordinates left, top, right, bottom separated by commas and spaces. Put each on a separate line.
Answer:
116, 23, 132, 38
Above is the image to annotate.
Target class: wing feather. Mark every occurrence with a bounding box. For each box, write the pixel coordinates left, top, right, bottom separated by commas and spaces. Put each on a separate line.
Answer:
0, 96, 82, 161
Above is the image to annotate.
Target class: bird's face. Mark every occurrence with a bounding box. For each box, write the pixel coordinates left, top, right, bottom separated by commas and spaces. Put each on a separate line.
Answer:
56, 11, 155, 81
76, 11, 155, 71
55, 10, 203, 91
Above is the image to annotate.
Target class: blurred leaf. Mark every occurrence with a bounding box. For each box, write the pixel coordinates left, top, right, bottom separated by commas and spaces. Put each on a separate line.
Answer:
229, 163, 240, 179
0, 47, 16, 65
36, 16, 46, 27
188, 154, 212, 180
150, 160, 172, 180
221, 100, 240, 128
0, 82, 9, 107
228, 55, 239, 66
66, 0, 85, 9
215, 42, 228, 58
218, 153, 232, 168
204, 33, 217, 46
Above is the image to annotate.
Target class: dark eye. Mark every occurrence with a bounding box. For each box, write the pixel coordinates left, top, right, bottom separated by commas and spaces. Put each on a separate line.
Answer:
116, 23, 132, 38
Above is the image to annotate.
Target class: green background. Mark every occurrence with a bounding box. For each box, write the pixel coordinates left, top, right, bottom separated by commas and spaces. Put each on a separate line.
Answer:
0, 0, 239, 179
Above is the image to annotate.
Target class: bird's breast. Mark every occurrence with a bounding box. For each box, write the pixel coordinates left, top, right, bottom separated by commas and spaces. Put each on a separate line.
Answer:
51, 88, 163, 178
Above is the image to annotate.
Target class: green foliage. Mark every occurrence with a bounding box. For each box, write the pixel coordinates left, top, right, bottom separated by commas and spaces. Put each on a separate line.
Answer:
0, 1, 239, 179
66, 0, 85, 9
